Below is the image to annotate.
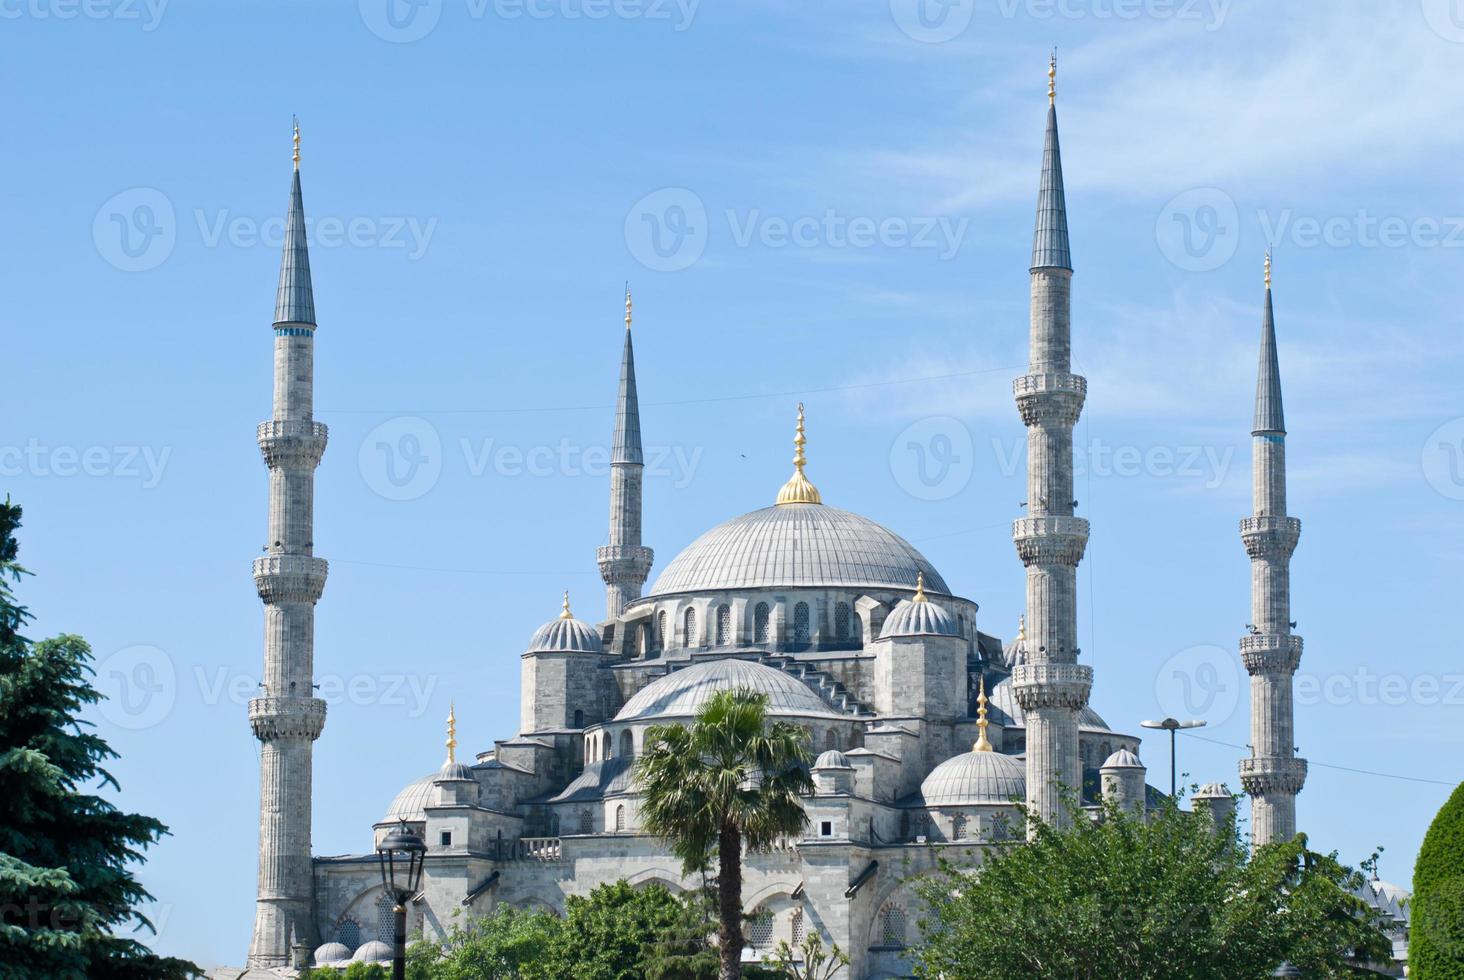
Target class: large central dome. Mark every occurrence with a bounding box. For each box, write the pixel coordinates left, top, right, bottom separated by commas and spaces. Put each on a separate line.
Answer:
647, 503, 949, 597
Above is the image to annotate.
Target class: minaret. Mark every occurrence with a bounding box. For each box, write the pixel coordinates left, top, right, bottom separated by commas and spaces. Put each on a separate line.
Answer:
1011, 56, 1092, 829
247, 120, 328, 966
597, 287, 653, 618
1238, 252, 1307, 847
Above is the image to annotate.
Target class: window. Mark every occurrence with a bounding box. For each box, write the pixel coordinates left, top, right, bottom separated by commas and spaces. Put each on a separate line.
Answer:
375, 894, 396, 943
573, 709, 583, 728
824, 729, 837, 752
820, 820, 833, 838
684, 607, 698, 648
746, 910, 773, 949
952, 814, 968, 841
335, 918, 361, 951
793, 602, 811, 645
602, 731, 612, 759
440, 830, 452, 847
880, 905, 907, 948
716, 605, 732, 645
754, 603, 771, 643
791, 908, 806, 946
834, 602, 851, 640
638, 622, 649, 658
614, 804, 626, 832
657, 611, 668, 649
620, 729, 634, 759
579, 809, 593, 834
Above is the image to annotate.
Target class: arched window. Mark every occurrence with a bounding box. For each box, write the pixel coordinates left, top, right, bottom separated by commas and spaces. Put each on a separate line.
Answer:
834, 602, 851, 640
754, 603, 771, 643
335, 917, 361, 951
952, 814, 968, 841
793, 602, 811, 645
638, 622, 649, 658
746, 909, 773, 949
824, 729, 837, 752
375, 894, 395, 943
684, 607, 698, 648
620, 729, 634, 759
716, 605, 732, 646
880, 904, 907, 948
573, 709, 583, 729
614, 804, 626, 832
790, 907, 806, 946
657, 611, 668, 649
579, 809, 593, 834
957, 613, 966, 637
602, 731, 612, 759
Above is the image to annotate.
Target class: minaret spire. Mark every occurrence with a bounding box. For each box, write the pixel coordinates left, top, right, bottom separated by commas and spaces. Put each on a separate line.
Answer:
598, 288, 653, 619
1012, 55, 1091, 830
248, 120, 329, 966
1239, 253, 1306, 847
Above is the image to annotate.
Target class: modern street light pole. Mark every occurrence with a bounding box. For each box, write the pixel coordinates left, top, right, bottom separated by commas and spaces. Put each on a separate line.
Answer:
376, 819, 427, 980
1140, 717, 1208, 799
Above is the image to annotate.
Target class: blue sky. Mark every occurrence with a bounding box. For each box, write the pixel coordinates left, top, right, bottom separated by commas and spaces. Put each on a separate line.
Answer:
4, 0, 1463, 967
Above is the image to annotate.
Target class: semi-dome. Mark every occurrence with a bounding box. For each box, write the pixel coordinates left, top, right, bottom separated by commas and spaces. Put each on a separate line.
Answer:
986, 676, 1111, 731
382, 773, 435, 824
879, 574, 959, 638
813, 749, 852, 769
614, 658, 843, 722
527, 592, 602, 653
312, 942, 351, 965
647, 504, 949, 597
1102, 748, 1145, 770
352, 940, 392, 963
919, 749, 1026, 806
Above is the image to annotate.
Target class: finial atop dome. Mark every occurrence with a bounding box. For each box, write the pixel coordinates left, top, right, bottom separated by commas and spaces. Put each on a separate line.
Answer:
292, 116, 300, 171
1264, 249, 1272, 289
974, 676, 993, 752
1048, 51, 1056, 105
1017, 613, 1026, 643
775, 402, 822, 506
559, 590, 574, 620
624, 283, 632, 330
913, 571, 928, 602
445, 702, 458, 764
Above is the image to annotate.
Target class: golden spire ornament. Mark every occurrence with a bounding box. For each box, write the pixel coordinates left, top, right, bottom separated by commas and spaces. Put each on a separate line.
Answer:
559, 590, 574, 620
624, 283, 632, 330
913, 571, 928, 603
292, 116, 300, 171
1017, 613, 1026, 644
974, 676, 993, 752
445, 702, 458, 764
1048, 51, 1056, 105
1264, 249, 1272, 289
775, 402, 822, 506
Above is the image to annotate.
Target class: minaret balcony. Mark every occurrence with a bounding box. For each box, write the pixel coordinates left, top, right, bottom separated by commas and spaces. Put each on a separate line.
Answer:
1239, 633, 1303, 674
596, 545, 654, 582
253, 555, 328, 604
1013, 373, 1086, 426
1238, 756, 1307, 796
1013, 515, 1089, 567
257, 420, 329, 469
1011, 663, 1093, 710
248, 696, 327, 741
1239, 516, 1300, 559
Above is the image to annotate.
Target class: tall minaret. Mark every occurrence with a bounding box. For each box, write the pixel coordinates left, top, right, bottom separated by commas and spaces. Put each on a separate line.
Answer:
1238, 252, 1306, 847
247, 120, 328, 967
1011, 56, 1092, 829
596, 287, 653, 618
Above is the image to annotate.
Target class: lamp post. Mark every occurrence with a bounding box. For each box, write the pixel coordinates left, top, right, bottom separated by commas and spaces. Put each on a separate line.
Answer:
1140, 717, 1207, 799
376, 819, 426, 980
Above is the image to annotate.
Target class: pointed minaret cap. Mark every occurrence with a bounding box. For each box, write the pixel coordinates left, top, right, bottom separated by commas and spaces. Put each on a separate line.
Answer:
274, 118, 316, 327
974, 676, 994, 752
1031, 52, 1072, 273
611, 288, 644, 465
776, 403, 823, 505
1253, 250, 1285, 435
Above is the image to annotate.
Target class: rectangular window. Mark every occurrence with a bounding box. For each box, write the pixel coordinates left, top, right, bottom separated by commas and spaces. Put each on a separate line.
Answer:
820, 821, 833, 838
440, 831, 452, 847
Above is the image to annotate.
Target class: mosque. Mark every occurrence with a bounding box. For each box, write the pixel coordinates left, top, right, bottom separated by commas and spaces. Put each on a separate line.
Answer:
216, 63, 1412, 980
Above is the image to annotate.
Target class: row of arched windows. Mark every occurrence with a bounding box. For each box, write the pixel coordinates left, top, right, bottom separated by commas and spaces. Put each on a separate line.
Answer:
635, 600, 865, 655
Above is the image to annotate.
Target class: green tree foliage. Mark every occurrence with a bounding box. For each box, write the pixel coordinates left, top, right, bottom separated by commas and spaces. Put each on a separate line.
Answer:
0, 500, 199, 980
634, 689, 812, 980
1414, 780, 1464, 978
763, 929, 850, 980
914, 796, 1391, 980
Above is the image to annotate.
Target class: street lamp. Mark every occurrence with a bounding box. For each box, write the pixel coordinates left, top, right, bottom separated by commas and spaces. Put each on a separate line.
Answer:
1140, 717, 1207, 799
376, 819, 426, 980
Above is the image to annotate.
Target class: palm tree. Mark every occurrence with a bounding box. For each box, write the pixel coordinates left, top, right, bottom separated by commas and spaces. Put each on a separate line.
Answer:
634, 688, 813, 980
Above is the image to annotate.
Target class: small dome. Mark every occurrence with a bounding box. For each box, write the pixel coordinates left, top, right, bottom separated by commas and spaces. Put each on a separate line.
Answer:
352, 940, 393, 963
528, 614, 602, 654
614, 658, 842, 722
813, 749, 852, 769
1101, 748, 1144, 770
986, 676, 1111, 731
312, 942, 351, 965
879, 585, 958, 639
919, 750, 1026, 806
382, 773, 436, 823
1192, 781, 1230, 798
437, 759, 475, 781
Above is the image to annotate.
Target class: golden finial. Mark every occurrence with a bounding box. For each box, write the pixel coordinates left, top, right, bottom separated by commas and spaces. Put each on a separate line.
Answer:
775, 402, 823, 506
1048, 51, 1056, 105
292, 116, 300, 171
559, 590, 574, 620
624, 283, 632, 330
445, 701, 458, 764
1017, 613, 1026, 643
974, 676, 993, 752
1264, 249, 1272, 289
913, 571, 928, 603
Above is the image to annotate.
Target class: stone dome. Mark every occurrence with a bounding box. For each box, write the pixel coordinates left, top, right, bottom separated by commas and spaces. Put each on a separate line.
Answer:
437, 759, 475, 781
527, 601, 603, 654
614, 658, 843, 722
1192, 781, 1230, 797
813, 749, 852, 769
646, 504, 949, 597
879, 594, 958, 639
352, 940, 392, 963
381, 773, 435, 823
1102, 748, 1144, 770
919, 749, 1026, 806
986, 676, 1111, 731
312, 942, 351, 965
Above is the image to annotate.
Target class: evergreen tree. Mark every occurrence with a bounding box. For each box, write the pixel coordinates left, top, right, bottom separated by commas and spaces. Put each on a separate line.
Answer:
0, 500, 199, 979
1413, 780, 1464, 978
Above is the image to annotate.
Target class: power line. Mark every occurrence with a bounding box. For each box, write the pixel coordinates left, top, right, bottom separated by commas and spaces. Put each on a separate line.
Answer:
1182, 731, 1455, 787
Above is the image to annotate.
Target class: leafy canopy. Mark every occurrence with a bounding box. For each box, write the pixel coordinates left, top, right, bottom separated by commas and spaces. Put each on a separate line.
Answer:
1413, 780, 1464, 978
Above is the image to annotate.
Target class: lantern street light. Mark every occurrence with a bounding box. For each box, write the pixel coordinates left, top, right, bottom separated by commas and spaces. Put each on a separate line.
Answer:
1139, 717, 1207, 799
375, 819, 427, 980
